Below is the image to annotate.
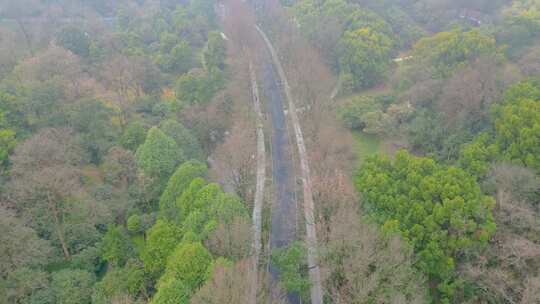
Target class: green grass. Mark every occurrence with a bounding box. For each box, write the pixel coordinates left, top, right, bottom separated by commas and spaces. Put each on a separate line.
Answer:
352, 131, 382, 164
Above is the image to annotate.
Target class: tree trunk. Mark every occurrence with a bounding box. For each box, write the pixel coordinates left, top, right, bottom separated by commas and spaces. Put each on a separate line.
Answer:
47, 191, 70, 260
16, 18, 34, 56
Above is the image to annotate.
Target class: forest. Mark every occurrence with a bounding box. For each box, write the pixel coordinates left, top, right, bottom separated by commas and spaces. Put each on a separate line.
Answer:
0, 0, 538, 304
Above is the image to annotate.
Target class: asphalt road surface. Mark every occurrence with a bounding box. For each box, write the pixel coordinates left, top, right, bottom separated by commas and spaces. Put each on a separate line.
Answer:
261, 43, 301, 304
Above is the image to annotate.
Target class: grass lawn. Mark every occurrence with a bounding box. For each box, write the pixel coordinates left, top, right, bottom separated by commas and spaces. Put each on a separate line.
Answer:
352, 131, 382, 165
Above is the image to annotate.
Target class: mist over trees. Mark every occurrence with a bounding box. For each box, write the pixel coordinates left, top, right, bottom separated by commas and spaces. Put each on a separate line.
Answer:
0, 0, 538, 303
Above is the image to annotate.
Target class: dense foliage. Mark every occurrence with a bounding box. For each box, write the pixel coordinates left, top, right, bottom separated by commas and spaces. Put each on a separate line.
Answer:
356, 151, 496, 302
292, 0, 397, 90
0, 0, 247, 303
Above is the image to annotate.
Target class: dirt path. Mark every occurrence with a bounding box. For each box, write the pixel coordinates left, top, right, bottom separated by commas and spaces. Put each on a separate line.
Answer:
256, 25, 324, 304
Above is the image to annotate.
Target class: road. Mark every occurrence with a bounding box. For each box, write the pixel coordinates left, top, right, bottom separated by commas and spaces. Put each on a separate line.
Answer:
256, 26, 324, 304
259, 32, 301, 304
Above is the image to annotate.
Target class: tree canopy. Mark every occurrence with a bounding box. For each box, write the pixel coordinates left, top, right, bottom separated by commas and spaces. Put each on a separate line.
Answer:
356, 151, 496, 302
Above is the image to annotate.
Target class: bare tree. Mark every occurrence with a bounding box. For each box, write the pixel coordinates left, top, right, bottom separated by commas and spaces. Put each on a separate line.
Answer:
205, 216, 252, 260
322, 201, 429, 304
460, 163, 540, 303
437, 56, 506, 128
191, 259, 287, 304
521, 276, 540, 304
9, 128, 85, 260
14, 44, 90, 100
519, 46, 540, 77
211, 112, 257, 204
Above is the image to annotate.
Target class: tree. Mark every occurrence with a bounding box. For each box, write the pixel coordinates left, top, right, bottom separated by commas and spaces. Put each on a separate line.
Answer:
0, 267, 51, 304
518, 46, 540, 76
102, 146, 137, 189
156, 40, 194, 74
191, 259, 251, 304
158, 161, 208, 221
51, 269, 95, 304
68, 98, 120, 163
150, 277, 191, 304
135, 127, 184, 187
56, 27, 92, 58
158, 242, 212, 291
101, 226, 133, 267
271, 242, 311, 301
14, 44, 86, 104
0, 127, 15, 165
356, 151, 496, 302
9, 128, 86, 260
175, 69, 224, 104
204, 31, 226, 71
175, 177, 208, 222
101, 56, 162, 125
322, 202, 429, 303
205, 216, 251, 260
292, 0, 393, 69
493, 95, 540, 173
0, 207, 52, 279
410, 29, 497, 79
212, 120, 256, 203
92, 260, 146, 303
141, 220, 182, 277
120, 121, 147, 151
0, 0, 44, 56
338, 27, 393, 90
159, 119, 204, 161
436, 56, 507, 128
498, 0, 540, 55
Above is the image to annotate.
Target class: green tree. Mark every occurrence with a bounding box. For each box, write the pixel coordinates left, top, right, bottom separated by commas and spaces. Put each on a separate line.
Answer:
141, 220, 182, 277
271, 242, 311, 301
175, 70, 223, 104
159, 120, 204, 161
51, 269, 95, 304
157, 40, 194, 75
70, 246, 101, 273
135, 127, 184, 187
68, 99, 119, 163
204, 31, 226, 71
338, 27, 393, 90
356, 151, 496, 302
458, 133, 498, 177
498, 0, 540, 55
176, 177, 208, 222
292, 0, 394, 68
410, 29, 497, 78
56, 27, 91, 58
101, 226, 132, 267
150, 277, 191, 304
0, 128, 15, 165
494, 96, 540, 173
120, 121, 146, 151
0, 267, 51, 304
0, 207, 52, 279
127, 214, 143, 234
457, 79, 540, 176
159, 161, 208, 221
159, 242, 212, 291
92, 260, 145, 303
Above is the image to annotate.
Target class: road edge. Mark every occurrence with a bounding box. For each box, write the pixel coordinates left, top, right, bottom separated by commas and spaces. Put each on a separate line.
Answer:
255, 25, 324, 304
